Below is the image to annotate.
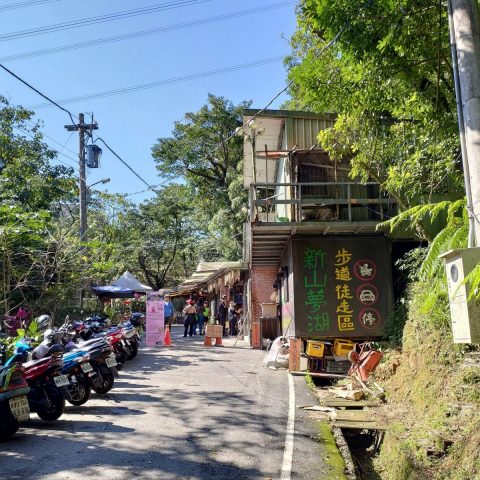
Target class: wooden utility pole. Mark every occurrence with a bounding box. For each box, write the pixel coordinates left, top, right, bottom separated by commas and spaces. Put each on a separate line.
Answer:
64, 113, 98, 244
449, 0, 480, 245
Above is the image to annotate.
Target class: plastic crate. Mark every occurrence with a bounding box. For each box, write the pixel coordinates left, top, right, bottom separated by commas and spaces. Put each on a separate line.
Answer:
325, 360, 351, 374
306, 340, 325, 358
332, 339, 355, 356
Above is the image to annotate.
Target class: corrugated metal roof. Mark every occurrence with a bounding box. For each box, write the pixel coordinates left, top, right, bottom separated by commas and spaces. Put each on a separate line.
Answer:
177, 261, 247, 293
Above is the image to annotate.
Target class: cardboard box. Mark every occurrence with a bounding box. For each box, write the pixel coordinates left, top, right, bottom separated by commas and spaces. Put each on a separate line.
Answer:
261, 303, 278, 317
205, 324, 223, 338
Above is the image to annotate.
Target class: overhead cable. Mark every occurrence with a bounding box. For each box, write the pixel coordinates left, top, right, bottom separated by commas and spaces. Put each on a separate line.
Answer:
0, 0, 60, 11
0, 63, 78, 124
30, 56, 285, 109
0, 0, 210, 43
13, 125, 80, 171
0, 2, 295, 63
187, 0, 376, 167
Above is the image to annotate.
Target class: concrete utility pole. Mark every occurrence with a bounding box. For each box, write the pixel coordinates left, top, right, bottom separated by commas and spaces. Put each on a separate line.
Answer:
64, 113, 98, 244
449, 0, 480, 246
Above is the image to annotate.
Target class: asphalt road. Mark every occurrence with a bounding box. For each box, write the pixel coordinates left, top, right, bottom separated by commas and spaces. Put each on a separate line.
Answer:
1, 330, 292, 480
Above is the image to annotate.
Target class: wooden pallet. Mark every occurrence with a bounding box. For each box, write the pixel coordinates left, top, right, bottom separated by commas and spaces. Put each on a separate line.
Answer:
330, 409, 387, 430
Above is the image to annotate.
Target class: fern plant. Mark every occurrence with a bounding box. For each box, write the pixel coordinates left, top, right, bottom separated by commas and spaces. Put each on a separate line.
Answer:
379, 198, 469, 311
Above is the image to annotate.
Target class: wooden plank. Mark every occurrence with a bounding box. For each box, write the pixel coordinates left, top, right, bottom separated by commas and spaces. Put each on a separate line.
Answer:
290, 371, 348, 379
333, 421, 387, 431
318, 398, 381, 408
333, 410, 377, 422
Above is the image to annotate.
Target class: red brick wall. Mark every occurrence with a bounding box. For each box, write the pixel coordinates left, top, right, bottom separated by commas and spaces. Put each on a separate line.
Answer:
250, 266, 278, 349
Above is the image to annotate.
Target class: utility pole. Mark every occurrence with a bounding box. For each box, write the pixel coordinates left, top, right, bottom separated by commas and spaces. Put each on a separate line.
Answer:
64, 113, 98, 244
449, 0, 480, 246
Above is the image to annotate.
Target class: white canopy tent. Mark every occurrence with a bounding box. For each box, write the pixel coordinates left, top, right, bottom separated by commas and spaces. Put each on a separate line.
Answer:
112, 271, 153, 292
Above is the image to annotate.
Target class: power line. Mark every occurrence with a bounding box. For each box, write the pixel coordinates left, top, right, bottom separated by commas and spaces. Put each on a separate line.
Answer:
0, 0, 210, 43
24, 119, 78, 157
0, 0, 60, 11
94, 137, 165, 194
0, 63, 163, 195
0, 2, 295, 63
186, 0, 376, 169
13, 125, 80, 171
0, 63, 78, 124
30, 56, 285, 109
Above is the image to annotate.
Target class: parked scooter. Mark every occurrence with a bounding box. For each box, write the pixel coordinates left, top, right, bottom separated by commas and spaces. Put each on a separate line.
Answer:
0, 362, 30, 440
11, 343, 67, 421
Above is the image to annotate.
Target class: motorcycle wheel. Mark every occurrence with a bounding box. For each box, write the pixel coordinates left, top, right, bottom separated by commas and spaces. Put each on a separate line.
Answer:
36, 395, 65, 422
126, 342, 138, 360
91, 369, 114, 394
67, 382, 91, 406
0, 402, 19, 440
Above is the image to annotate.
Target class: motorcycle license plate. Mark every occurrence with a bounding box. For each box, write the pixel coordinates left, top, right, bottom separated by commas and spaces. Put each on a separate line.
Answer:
81, 362, 93, 373
9, 395, 30, 422
105, 355, 117, 367
54, 374, 70, 387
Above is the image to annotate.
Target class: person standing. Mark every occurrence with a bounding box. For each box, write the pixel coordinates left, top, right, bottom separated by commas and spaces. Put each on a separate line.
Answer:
195, 294, 205, 336
202, 301, 210, 335
228, 302, 238, 337
182, 299, 196, 337
164, 295, 174, 329
216, 295, 229, 337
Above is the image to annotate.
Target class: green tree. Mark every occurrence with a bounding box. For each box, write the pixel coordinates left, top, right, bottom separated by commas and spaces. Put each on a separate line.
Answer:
286, 0, 464, 219
152, 94, 250, 259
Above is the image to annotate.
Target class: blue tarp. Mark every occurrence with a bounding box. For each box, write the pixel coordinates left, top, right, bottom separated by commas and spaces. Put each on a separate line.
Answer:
91, 285, 137, 298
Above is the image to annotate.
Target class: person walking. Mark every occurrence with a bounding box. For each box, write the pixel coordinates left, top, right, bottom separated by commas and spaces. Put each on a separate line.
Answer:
216, 295, 229, 337
164, 295, 174, 329
182, 299, 196, 337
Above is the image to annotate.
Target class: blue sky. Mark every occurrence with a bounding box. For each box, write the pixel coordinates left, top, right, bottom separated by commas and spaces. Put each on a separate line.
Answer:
0, 0, 298, 202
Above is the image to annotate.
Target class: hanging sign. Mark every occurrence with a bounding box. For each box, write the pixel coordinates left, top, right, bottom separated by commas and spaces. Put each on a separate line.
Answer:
146, 291, 165, 347
292, 236, 392, 338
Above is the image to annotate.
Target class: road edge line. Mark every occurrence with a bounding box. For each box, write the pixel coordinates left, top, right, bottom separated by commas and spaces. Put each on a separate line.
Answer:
280, 372, 295, 480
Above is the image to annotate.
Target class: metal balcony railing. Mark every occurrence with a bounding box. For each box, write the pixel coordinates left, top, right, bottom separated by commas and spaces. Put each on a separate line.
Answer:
248, 182, 396, 223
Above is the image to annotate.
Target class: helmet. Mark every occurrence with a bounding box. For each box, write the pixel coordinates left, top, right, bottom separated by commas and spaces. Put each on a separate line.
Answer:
36, 314, 52, 332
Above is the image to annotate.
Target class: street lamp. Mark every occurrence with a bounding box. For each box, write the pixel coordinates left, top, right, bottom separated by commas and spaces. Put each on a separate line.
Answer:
87, 177, 110, 190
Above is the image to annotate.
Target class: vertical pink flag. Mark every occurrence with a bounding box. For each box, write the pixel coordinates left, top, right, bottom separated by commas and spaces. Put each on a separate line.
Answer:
146, 291, 165, 347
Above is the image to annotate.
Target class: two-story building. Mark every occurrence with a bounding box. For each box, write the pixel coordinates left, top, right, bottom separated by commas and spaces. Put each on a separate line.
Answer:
240, 109, 414, 361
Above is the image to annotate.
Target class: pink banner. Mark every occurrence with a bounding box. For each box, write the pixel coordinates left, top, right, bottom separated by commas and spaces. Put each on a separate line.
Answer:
146, 291, 164, 347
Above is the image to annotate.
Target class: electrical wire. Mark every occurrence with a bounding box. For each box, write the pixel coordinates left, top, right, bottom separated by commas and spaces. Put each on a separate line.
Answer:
24, 119, 78, 157
0, 0, 210, 43
0, 0, 375, 200
0, 63, 78, 124
183, 0, 376, 170
30, 56, 285, 109
0, 2, 295, 64
13, 125, 80, 171
94, 137, 167, 194
0, 0, 60, 11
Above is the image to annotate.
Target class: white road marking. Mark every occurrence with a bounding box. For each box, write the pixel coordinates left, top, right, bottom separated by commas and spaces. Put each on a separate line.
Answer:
280, 373, 295, 479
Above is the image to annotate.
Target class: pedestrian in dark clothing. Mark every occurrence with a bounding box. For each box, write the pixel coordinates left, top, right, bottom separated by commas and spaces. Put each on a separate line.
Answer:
183, 300, 196, 337
216, 295, 229, 337
228, 302, 238, 336
195, 295, 205, 335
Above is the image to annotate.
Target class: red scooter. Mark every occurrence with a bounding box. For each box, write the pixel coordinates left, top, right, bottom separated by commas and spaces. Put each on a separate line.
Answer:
22, 345, 67, 421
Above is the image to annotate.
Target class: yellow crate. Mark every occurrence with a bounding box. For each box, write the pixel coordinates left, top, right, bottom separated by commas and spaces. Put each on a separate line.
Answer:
332, 339, 355, 356
306, 340, 325, 358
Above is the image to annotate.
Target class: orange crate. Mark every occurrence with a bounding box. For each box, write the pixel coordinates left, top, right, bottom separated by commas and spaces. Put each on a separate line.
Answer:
306, 340, 325, 358
332, 339, 355, 356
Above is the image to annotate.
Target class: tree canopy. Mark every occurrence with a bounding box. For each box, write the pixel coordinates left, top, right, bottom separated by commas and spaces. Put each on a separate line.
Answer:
286, 0, 464, 214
